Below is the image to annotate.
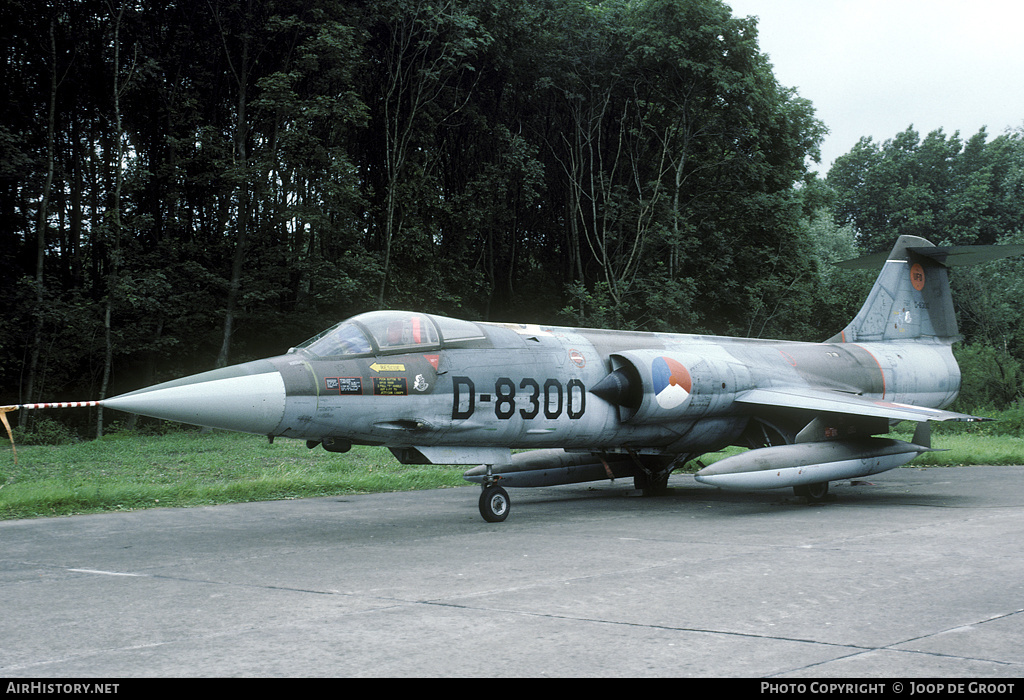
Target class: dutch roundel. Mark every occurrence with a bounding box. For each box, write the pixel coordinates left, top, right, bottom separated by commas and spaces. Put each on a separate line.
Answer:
652, 356, 692, 410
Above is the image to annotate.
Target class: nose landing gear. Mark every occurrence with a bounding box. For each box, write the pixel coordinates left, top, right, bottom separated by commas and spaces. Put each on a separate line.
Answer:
478, 463, 510, 522
479, 484, 510, 522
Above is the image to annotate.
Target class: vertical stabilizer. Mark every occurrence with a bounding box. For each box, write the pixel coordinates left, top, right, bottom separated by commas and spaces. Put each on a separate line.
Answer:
829, 235, 958, 344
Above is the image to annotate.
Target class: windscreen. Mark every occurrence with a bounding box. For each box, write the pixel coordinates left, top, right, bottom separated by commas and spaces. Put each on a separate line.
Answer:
296, 322, 372, 357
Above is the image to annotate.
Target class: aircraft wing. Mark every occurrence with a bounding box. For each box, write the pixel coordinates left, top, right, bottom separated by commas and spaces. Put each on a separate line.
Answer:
736, 387, 988, 423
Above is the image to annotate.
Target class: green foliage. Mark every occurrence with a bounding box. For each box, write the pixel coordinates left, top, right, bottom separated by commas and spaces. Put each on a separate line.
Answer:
800, 207, 874, 339
828, 125, 1024, 252
893, 430, 1024, 466
12, 417, 80, 446
975, 405, 1024, 437
3, 0, 830, 411
953, 343, 1021, 412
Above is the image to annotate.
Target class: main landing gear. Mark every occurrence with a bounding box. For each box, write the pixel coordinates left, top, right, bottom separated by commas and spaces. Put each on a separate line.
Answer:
633, 469, 670, 497
794, 481, 829, 502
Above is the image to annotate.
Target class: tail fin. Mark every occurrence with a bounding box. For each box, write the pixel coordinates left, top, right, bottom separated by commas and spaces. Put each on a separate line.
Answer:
829, 235, 1024, 344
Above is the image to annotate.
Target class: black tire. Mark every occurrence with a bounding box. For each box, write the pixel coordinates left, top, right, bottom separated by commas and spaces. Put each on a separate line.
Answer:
795, 481, 829, 502
479, 485, 510, 522
634, 470, 670, 496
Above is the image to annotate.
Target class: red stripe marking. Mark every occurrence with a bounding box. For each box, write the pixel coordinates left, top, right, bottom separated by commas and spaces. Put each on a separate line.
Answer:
853, 344, 886, 399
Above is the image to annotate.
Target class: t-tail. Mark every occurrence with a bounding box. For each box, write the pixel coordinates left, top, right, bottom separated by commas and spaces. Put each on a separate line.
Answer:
830, 235, 1024, 345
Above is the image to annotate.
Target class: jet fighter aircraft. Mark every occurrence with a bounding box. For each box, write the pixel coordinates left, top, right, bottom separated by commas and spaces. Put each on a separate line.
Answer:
14, 235, 1024, 521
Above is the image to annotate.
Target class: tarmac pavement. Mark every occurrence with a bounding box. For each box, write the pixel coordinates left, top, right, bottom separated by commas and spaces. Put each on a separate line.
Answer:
2, 465, 1023, 678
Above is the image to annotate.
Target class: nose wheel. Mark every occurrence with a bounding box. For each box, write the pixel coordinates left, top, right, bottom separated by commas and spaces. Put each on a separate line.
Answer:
479, 484, 510, 522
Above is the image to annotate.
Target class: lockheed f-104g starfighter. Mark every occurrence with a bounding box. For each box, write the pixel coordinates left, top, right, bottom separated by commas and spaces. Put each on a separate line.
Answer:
10, 235, 1023, 521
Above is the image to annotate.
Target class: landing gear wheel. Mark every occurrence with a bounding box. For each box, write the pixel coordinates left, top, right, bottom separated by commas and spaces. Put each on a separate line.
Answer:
479, 485, 510, 522
795, 481, 829, 502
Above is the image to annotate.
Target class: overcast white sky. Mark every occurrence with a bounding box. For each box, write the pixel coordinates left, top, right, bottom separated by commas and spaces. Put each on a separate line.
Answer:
725, 0, 1024, 174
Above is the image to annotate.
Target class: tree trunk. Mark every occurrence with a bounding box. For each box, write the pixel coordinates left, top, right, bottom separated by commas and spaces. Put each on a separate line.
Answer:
215, 7, 251, 369
21, 18, 58, 430
97, 3, 128, 438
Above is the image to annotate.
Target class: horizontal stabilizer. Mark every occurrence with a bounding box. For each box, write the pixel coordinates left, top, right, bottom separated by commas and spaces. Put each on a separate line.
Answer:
836, 244, 1024, 269
736, 387, 988, 424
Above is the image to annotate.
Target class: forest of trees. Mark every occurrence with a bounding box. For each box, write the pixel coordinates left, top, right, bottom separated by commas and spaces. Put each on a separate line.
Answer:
3, 0, 1024, 437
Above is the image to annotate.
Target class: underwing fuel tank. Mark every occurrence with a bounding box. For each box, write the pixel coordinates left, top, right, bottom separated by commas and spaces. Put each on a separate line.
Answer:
463, 449, 671, 488
693, 438, 933, 491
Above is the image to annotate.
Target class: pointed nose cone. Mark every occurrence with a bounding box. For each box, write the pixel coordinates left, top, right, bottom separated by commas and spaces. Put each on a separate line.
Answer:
101, 359, 287, 434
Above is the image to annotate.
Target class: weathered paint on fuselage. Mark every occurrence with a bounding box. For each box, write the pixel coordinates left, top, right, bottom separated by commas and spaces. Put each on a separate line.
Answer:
265, 320, 960, 459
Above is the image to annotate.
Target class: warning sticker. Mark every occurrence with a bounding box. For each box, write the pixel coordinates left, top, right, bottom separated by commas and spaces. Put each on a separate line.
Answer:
373, 377, 408, 396
325, 377, 363, 395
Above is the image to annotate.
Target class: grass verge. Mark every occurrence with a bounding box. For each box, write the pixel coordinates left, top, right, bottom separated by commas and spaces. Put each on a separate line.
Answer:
0, 429, 469, 520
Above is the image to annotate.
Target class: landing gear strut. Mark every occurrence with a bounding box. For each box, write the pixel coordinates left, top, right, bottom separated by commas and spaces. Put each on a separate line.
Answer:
630, 450, 678, 496
633, 469, 670, 496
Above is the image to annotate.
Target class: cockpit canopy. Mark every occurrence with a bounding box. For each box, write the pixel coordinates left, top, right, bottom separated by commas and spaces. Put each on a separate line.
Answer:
296, 310, 486, 358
